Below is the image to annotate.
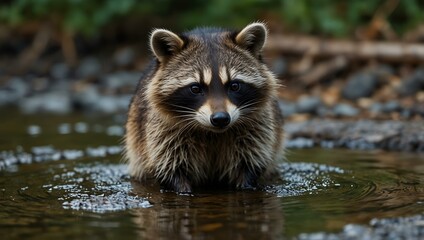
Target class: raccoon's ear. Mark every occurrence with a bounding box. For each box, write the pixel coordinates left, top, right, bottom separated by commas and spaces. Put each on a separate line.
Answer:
150, 29, 185, 62
235, 23, 268, 57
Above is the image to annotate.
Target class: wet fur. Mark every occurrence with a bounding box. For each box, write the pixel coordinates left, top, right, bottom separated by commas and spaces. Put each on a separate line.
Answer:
125, 23, 284, 193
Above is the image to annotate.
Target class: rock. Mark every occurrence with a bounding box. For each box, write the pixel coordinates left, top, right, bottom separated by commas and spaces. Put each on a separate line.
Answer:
278, 100, 296, 116
76, 57, 102, 78
333, 103, 359, 117
412, 103, 424, 117
296, 96, 322, 114
0, 77, 29, 106
369, 102, 383, 114
50, 62, 70, 80
102, 71, 140, 91
398, 68, 424, 96
73, 86, 131, 113
270, 57, 287, 76
298, 214, 424, 240
382, 100, 401, 113
342, 72, 379, 100
317, 106, 332, 117
113, 47, 136, 67
19, 91, 72, 114
92, 95, 132, 113
72, 85, 100, 109
286, 137, 314, 149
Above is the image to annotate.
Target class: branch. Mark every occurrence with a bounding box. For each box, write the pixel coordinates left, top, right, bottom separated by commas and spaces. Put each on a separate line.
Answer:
265, 35, 424, 63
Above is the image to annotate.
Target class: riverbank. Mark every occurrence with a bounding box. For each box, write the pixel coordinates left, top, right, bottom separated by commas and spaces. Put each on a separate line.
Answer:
286, 119, 424, 152
298, 214, 424, 240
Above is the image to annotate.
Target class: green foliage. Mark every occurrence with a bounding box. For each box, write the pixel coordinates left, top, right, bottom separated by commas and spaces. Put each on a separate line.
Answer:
1, 0, 423, 37
0, 0, 170, 35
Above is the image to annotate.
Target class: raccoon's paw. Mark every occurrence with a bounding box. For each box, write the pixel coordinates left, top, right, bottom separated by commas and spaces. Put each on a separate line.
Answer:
235, 170, 259, 190
167, 174, 193, 193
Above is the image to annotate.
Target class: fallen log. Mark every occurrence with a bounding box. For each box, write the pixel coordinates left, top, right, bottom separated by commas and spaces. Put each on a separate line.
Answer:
265, 35, 424, 63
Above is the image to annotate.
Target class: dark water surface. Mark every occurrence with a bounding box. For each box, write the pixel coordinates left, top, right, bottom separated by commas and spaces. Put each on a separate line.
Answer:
0, 110, 423, 239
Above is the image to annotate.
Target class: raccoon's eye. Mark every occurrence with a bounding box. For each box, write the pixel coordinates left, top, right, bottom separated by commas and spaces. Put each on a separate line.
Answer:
229, 82, 240, 92
190, 84, 203, 94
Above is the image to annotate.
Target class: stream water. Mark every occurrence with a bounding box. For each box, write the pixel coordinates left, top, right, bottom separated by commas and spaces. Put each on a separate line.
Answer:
0, 109, 423, 239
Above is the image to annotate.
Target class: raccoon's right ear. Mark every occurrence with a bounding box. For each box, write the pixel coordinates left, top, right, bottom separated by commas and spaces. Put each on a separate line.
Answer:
235, 23, 268, 58
150, 29, 185, 63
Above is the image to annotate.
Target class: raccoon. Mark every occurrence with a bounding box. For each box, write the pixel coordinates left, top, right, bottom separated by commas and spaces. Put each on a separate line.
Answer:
125, 23, 284, 193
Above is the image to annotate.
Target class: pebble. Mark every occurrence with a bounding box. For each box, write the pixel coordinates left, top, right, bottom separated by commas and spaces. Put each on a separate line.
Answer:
74, 122, 89, 133
278, 100, 297, 116
382, 100, 401, 113
298, 214, 424, 240
19, 92, 72, 114
270, 56, 287, 76
76, 57, 102, 78
50, 62, 70, 80
286, 137, 315, 149
27, 125, 41, 135
113, 47, 136, 67
0, 77, 29, 106
296, 96, 322, 114
333, 103, 359, 117
285, 120, 424, 152
398, 68, 424, 96
58, 123, 72, 134
102, 71, 139, 90
342, 72, 379, 100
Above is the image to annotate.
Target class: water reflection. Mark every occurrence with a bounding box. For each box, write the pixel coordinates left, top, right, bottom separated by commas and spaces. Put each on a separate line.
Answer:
131, 181, 284, 239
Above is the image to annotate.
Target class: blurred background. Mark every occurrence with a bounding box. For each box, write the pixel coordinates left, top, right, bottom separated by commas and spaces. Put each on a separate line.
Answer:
0, 0, 423, 120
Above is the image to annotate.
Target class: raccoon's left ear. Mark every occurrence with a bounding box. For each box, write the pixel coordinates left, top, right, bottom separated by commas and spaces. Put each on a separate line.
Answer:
150, 29, 185, 63
235, 23, 268, 57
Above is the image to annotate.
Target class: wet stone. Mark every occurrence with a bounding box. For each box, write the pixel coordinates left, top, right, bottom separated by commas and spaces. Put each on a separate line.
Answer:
27, 125, 42, 135
76, 57, 102, 78
19, 92, 72, 114
296, 96, 322, 114
278, 100, 297, 116
342, 72, 379, 100
382, 100, 401, 113
333, 103, 359, 117
0, 145, 123, 170
106, 125, 124, 136
398, 68, 424, 96
62, 150, 84, 160
285, 120, 423, 152
286, 137, 315, 149
102, 71, 139, 90
58, 123, 72, 134
270, 57, 287, 76
74, 122, 89, 133
298, 214, 424, 240
113, 47, 136, 67
0, 77, 29, 106
50, 62, 70, 80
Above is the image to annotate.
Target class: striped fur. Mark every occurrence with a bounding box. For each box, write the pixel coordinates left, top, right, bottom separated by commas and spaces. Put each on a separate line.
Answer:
125, 23, 284, 193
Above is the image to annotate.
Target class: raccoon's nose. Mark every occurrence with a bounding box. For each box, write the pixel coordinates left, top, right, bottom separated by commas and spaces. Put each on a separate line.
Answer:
210, 112, 231, 128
